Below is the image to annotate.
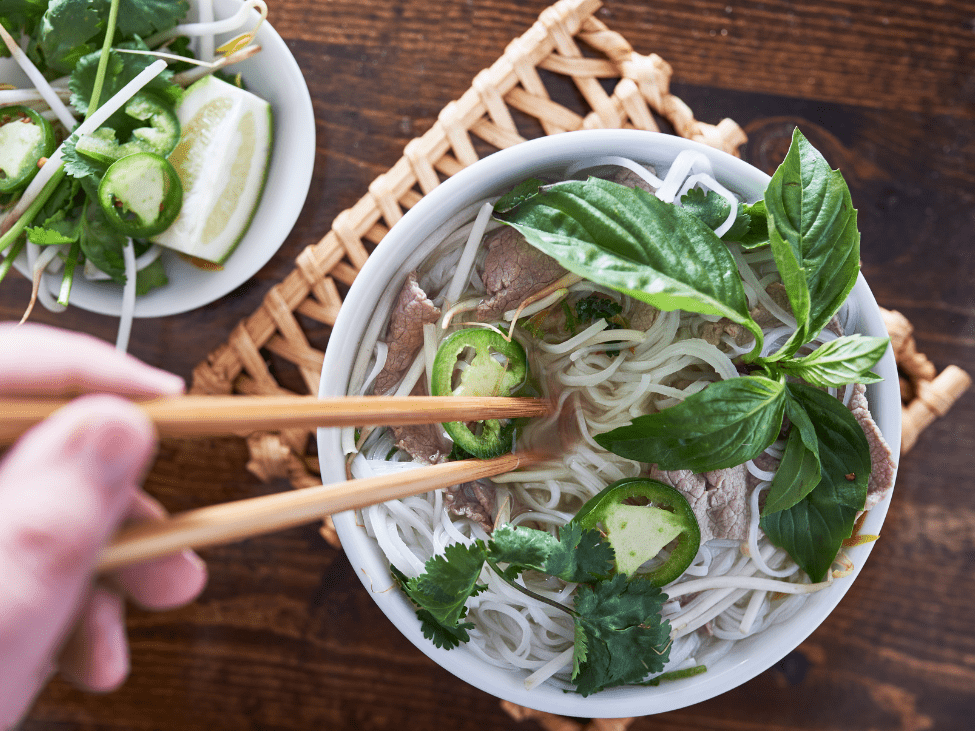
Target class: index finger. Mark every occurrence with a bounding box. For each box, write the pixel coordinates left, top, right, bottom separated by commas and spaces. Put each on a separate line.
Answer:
0, 324, 184, 397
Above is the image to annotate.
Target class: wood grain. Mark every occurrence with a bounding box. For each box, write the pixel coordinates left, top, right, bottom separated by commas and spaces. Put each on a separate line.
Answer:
6, 0, 975, 729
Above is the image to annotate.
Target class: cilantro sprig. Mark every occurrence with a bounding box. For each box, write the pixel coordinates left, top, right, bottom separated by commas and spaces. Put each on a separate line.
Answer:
391, 523, 671, 696
496, 129, 890, 581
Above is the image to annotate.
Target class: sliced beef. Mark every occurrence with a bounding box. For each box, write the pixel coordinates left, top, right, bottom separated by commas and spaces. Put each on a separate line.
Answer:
445, 479, 496, 532
373, 271, 441, 395
390, 381, 450, 464
650, 465, 748, 542
608, 167, 657, 194
703, 465, 749, 540
629, 301, 660, 332
476, 227, 566, 321
700, 318, 750, 347
749, 282, 793, 329
848, 382, 897, 509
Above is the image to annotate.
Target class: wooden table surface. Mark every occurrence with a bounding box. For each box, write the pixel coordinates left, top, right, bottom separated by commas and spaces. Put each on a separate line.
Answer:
7, 0, 975, 729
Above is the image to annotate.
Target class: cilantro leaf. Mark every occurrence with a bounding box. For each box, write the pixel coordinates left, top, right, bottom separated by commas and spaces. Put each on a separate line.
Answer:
417, 609, 474, 650
61, 134, 106, 198
544, 522, 615, 583
25, 219, 81, 246
69, 40, 181, 117
487, 524, 554, 569
37, 0, 104, 75
488, 523, 614, 583
0, 0, 47, 40
572, 575, 671, 696
115, 0, 188, 38
399, 541, 488, 628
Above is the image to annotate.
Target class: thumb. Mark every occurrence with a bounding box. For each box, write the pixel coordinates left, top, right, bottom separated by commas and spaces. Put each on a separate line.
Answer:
0, 395, 155, 726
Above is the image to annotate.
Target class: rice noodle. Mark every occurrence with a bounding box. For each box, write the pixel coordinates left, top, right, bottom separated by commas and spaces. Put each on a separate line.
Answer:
115, 239, 137, 352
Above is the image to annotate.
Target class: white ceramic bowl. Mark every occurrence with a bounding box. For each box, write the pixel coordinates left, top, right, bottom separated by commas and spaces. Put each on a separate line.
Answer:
316, 130, 900, 716
6, 0, 315, 317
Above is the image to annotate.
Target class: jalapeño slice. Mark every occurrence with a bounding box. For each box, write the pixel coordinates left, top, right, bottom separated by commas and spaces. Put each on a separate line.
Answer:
431, 328, 529, 458
574, 477, 701, 586
97, 152, 183, 238
0, 106, 56, 194
76, 93, 181, 165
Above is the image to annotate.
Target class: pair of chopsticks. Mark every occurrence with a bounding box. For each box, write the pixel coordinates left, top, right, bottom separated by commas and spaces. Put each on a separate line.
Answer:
0, 394, 551, 572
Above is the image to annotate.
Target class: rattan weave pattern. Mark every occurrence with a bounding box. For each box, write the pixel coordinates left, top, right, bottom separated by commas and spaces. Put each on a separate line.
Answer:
190, 0, 747, 496
190, 0, 970, 551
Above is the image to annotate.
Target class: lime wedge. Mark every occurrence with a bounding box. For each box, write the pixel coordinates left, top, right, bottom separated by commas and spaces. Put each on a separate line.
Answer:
153, 76, 272, 264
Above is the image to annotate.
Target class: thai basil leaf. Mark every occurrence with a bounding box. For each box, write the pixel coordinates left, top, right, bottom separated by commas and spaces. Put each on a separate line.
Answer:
493, 177, 545, 214
760, 382, 870, 581
765, 128, 860, 359
679, 187, 751, 242
779, 334, 888, 388
594, 376, 786, 472
762, 399, 821, 515
499, 177, 763, 353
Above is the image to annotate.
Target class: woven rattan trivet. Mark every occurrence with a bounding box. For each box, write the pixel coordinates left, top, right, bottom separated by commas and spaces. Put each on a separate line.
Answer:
191, 1, 969, 724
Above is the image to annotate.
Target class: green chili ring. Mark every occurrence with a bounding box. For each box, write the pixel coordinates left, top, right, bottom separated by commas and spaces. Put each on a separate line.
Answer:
431, 327, 529, 458
575, 477, 701, 586
97, 152, 183, 238
0, 106, 56, 194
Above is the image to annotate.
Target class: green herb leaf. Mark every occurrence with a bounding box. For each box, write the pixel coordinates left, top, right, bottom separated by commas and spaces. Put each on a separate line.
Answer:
779, 334, 888, 388
78, 198, 129, 283
404, 541, 488, 628
679, 187, 751, 242
762, 399, 821, 515
0, 0, 47, 40
389, 564, 476, 650
37, 0, 103, 75
135, 256, 168, 295
574, 293, 623, 324
760, 382, 870, 581
493, 177, 545, 214
488, 523, 614, 583
737, 200, 770, 249
416, 609, 474, 649
61, 134, 106, 197
545, 522, 616, 583
595, 376, 787, 472
572, 575, 671, 696
69, 40, 181, 118
25, 219, 80, 245
765, 128, 860, 359
499, 177, 763, 354
115, 0, 188, 38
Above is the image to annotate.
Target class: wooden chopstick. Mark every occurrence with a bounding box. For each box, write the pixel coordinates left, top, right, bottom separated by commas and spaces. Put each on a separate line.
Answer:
97, 450, 548, 572
0, 394, 551, 445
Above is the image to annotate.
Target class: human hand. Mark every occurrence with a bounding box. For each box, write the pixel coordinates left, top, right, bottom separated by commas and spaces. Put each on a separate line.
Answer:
0, 324, 208, 728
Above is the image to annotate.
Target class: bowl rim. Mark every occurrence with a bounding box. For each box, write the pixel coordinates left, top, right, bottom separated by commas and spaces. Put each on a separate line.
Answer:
12, 0, 316, 318
316, 129, 900, 716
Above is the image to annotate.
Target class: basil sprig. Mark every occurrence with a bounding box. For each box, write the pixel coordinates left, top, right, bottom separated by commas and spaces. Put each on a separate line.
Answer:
762, 128, 861, 361
594, 376, 786, 472
497, 177, 764, 358
497, 128, 889, 580
760, 383, 870, 581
